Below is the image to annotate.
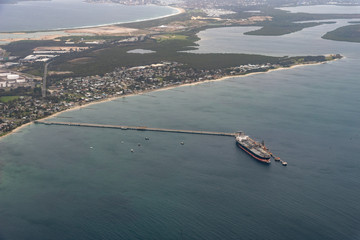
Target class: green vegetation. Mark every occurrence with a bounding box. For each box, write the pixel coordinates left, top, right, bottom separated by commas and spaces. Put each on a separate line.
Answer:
241, 7, 359, 36
49, 30, 280, 77
0, 96, 20, 103
47, 29, 326, 78
244, 22, 329, 36
0, 87, 42, 97
5, 7, 354, 80
152, 7, 360, 38
322, 24, 360, 43
2, 40, 65, 57
155, 34, 188, 42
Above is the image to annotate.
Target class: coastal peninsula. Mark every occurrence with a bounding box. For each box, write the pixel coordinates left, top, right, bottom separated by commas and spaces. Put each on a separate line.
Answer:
0, 54, 342, 138
0, 0, 353, 138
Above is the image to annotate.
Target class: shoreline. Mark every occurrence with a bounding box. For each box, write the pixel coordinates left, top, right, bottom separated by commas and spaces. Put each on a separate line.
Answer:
0, 6, 184, 43
0, 60, 331, 141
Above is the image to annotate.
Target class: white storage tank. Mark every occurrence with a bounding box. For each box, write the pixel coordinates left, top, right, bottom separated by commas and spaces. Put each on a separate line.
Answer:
0, 72, 11, 77
7, 74, 19, 80
16, 78, 26, 83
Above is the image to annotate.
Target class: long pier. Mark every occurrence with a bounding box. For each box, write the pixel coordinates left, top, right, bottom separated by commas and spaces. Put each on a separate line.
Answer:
34, 120, 287, 165
34, 120, 236, 137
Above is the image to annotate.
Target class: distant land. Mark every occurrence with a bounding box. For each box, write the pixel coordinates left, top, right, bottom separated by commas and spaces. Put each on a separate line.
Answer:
0, 0, 47, 3
244, 21, 335, 36
90, 0, 360, 7
322, 24, 360, 43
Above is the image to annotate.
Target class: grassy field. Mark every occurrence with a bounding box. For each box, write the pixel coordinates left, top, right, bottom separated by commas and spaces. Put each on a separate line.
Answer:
155, 34, 188, 42
322, 24, 360, 43
0, 96, 20, 103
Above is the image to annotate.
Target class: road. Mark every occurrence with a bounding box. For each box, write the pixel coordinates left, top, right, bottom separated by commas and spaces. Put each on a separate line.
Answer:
42, 61, 50, 98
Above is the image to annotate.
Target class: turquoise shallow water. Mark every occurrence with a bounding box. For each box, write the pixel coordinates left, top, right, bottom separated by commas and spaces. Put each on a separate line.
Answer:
1, 10, 360, 240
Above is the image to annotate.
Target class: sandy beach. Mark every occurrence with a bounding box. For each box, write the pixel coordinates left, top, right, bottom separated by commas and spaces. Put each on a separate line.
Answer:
0, 60, 332, 141
66, 26, 139, 36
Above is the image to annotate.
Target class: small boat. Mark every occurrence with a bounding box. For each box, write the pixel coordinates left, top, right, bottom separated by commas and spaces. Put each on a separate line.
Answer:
274, 157, 281, 161
180, 142, 184, 145
145, 137, 150, 140
131, 149, 134, 152
281, 161, 287, 166
138, 143, 141, 146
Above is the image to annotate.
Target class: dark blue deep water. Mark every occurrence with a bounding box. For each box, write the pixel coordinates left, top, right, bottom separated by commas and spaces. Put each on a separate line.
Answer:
0, 9, 360, 240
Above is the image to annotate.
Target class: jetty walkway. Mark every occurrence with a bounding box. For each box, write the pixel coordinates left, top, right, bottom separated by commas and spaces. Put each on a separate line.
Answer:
35, 120, 236, 137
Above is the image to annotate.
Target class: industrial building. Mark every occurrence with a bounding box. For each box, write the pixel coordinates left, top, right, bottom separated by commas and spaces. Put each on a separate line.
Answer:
0, 71, 33, 88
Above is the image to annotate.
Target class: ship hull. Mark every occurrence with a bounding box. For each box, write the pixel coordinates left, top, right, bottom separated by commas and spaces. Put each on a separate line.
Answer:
236, 142, 271, 164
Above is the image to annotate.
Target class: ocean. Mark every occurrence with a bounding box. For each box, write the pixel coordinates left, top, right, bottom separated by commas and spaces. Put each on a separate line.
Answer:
0, 6, 359, 240
0, 0, 177, 32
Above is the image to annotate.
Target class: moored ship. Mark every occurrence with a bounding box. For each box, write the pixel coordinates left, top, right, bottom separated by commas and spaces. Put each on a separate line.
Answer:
235, 131, 271, 164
